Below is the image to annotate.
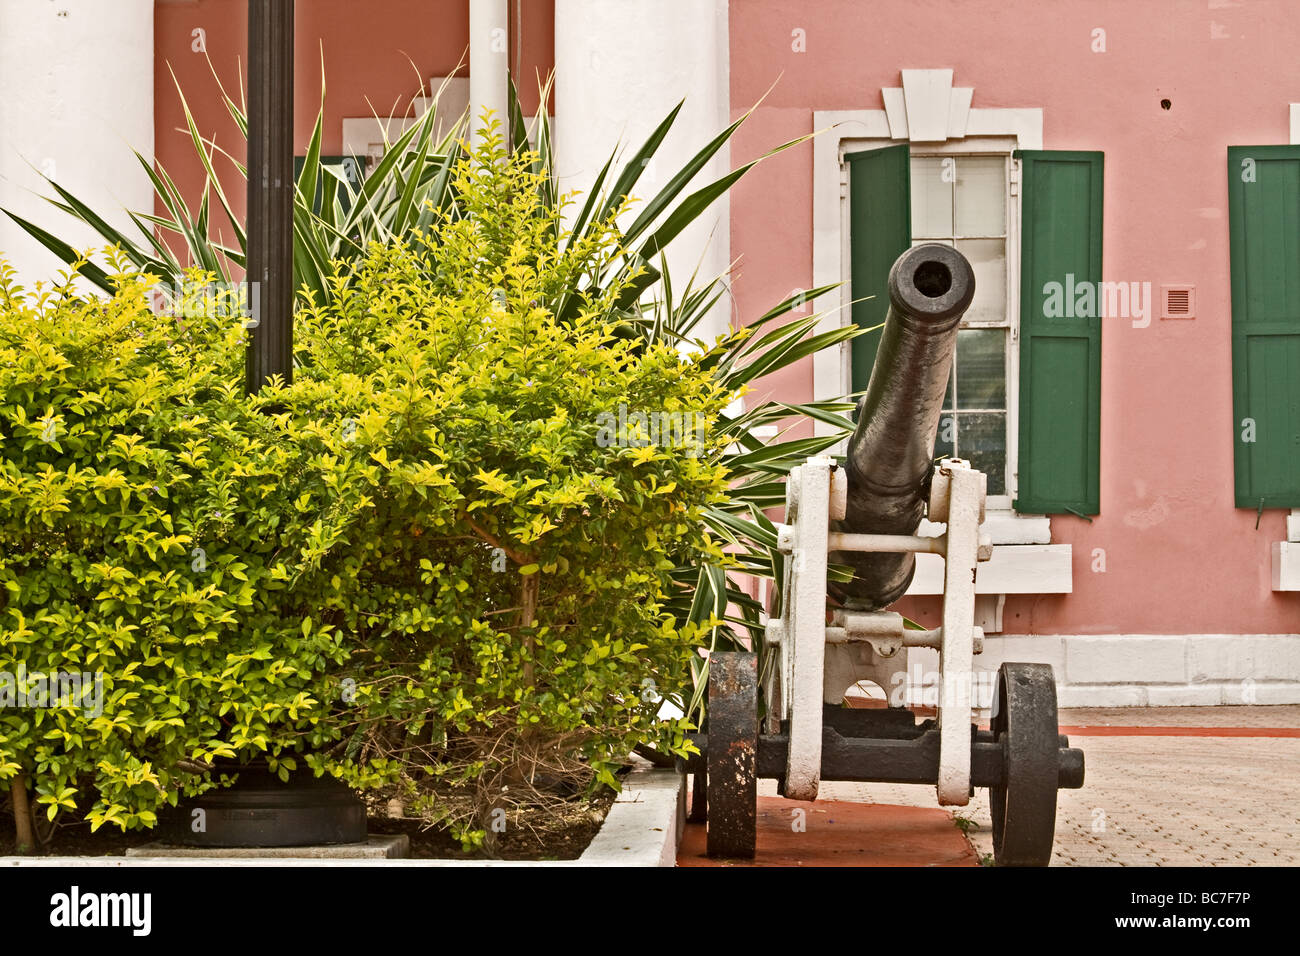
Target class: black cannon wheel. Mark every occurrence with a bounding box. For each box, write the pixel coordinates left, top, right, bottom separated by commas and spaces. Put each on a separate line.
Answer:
989, 662, 1060, 867
705, 651, 758, 858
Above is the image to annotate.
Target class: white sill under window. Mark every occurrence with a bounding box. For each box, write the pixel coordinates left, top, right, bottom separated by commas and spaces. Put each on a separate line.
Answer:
909, 511, 1072, 600
1272, 510, 1300, 591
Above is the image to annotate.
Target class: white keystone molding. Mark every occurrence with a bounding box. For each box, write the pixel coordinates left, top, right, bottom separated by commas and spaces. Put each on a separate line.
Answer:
883, 69, 974, 141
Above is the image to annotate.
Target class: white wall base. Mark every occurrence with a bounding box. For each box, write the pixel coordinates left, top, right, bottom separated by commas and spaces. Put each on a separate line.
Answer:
901, 634, 1300, 708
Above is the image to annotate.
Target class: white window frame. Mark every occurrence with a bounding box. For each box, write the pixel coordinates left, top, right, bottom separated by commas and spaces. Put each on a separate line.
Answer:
904, 143, 1017, 511
811, 72, 1050, 547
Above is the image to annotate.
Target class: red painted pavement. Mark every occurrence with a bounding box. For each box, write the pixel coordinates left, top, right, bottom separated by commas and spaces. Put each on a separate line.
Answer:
678, 797, 979, 867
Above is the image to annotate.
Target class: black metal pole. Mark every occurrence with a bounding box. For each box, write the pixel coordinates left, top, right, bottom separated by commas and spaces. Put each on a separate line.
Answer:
245, 0, 295, 394
173, 0, 367, 850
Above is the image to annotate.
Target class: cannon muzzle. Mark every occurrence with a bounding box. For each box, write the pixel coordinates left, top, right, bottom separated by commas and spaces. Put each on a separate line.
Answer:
830, 243, 975, 610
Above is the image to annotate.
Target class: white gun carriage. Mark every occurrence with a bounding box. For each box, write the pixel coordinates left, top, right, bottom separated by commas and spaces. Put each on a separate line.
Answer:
687, 244, 1085, 866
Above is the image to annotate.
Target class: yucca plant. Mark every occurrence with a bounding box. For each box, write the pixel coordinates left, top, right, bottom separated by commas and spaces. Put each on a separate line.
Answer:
5, 72, 868, 725
4, 66, 466, 308
498, 90, 866, 721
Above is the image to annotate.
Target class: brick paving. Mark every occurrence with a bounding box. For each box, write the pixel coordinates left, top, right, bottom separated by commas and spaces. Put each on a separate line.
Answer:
683, 706, 1300, 866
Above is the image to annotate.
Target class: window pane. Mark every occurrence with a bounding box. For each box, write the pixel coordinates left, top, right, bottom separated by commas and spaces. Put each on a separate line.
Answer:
956, 328, 1006, 409
955, 156, 1006, 236
958, 412, 1007, 495
956, 238, 1006, 324
910, 157, 953, 238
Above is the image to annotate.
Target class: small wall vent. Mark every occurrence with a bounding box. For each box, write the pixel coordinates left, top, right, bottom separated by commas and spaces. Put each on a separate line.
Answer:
1161, 284, 1195, 320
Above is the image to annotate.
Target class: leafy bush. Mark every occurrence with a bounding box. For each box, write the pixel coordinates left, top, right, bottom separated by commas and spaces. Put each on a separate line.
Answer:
12, 72, 865, 728
257, 127, 735, 846
0, 254, 347, 836
0, 128, 740, 849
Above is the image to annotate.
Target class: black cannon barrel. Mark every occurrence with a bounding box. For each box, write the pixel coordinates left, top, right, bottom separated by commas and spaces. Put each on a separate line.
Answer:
830, 243, 976, 610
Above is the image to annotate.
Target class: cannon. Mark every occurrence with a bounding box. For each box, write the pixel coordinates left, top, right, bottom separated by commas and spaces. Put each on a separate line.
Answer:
687, 244, 1084, 866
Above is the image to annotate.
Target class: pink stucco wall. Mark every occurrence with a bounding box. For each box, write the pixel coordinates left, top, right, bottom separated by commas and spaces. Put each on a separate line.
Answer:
727, 0, 1300, 635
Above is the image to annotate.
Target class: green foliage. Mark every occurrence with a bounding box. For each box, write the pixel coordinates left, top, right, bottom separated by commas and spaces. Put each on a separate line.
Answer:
258, 127, 737, 843
3, 66, 466, 310
0, 129, 741, 848
4, 65, 871, 837
0, 253, 347, 833
497, 93, 866, 720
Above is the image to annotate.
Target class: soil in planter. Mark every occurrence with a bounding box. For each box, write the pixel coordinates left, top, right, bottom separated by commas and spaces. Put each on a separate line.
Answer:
1, 787, 615, 861
367, 788, 615, 860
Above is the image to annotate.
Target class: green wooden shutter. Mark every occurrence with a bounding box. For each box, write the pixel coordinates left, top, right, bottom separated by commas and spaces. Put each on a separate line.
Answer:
1014, 150, 1104, 515
1228, 145, 1300, 509
846, 144, 910, 393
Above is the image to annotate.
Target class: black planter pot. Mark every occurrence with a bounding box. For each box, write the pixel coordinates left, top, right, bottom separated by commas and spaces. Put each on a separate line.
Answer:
163, 762, 366, 848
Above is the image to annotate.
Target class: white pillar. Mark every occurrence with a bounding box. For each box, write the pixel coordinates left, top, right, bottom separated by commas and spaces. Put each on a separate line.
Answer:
469, 0, 510, 149
0, 0, 154, 287
554, 0, 731, 341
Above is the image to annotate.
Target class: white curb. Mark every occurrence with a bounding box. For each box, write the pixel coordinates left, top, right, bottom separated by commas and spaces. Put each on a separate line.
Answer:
1, 764, 685, 868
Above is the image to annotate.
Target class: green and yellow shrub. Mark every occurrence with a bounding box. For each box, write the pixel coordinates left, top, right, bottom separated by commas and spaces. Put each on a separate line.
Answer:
269, 130, 736, 845
0, 129, 738, 849
0, 255, 348, 835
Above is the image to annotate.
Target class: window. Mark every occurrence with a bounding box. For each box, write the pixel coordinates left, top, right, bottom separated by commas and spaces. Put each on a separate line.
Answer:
846, 143, 1103, 516
911, 155, 1012, 496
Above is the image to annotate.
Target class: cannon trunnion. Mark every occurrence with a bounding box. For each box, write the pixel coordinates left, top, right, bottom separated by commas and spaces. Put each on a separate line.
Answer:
688, 245, 1084, 866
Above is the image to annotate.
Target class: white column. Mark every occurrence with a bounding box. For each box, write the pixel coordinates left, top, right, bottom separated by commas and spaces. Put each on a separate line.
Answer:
554, 0, 731, 341
0, 0, 154, 287
469, 0, 510, 148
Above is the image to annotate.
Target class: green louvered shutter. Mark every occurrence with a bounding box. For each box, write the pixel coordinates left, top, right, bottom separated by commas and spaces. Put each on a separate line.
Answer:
1014, 150, 1104, 515
846, 144, 910, 393
1228, 145, 1300, 509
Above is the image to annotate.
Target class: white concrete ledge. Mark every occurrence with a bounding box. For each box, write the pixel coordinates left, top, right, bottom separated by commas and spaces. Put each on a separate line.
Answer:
908, 544, 1072, 595
578, 763, 685, 867
1272, 541, 1300, 590
125, 834, 409, 859
1, 764, 685, 868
